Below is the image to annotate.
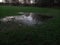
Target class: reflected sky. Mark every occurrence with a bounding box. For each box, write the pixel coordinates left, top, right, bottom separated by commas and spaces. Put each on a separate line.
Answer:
0, 12, 53, 26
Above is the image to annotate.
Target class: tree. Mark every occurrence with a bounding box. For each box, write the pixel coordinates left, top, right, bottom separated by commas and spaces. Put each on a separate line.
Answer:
5, 0, 9, 3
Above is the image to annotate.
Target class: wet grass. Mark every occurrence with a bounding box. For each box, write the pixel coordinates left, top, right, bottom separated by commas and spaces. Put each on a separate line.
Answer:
0, 6, 60, 45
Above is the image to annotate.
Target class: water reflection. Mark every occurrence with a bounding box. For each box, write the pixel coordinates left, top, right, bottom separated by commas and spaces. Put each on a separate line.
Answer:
0, 12, 53, 26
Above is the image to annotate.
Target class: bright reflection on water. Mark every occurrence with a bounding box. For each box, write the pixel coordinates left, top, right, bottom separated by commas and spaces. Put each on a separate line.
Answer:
0, 12, 52, 26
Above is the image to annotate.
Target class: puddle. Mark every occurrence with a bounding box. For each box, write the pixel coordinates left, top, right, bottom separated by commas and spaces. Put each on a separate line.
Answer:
0, 12, 53, 26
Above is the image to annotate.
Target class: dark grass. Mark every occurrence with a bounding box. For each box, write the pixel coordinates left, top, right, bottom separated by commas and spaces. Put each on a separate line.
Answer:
0, 6, 60, 45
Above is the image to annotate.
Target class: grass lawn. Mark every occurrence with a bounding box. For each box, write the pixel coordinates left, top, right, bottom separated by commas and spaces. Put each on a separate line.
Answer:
0, 6, 60, 45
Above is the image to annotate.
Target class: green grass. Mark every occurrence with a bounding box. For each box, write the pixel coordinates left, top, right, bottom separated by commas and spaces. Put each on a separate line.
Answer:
0, 6, 60, 45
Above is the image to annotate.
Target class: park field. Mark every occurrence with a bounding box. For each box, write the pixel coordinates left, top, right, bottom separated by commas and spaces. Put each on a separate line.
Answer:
0, 6, 60, 45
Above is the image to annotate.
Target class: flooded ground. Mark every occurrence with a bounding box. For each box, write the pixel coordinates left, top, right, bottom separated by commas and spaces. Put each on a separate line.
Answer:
0, 12, 53, 26
0, 12, 53, 31
0, 12, 52, 31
